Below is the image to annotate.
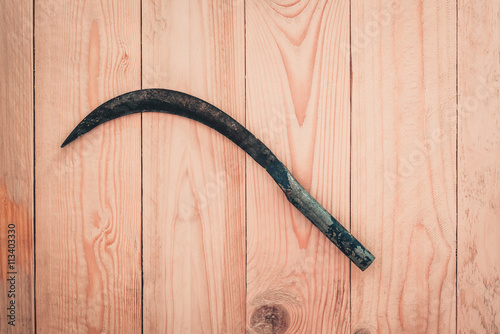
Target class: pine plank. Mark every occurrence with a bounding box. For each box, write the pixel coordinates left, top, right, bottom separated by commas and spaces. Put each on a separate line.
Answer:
458, 0, 500, 332
245, 0, 351, 332
141, 0, 246, 332
350, 0, 457, 332
0, 0, 34, 332
34, 0, 141, 332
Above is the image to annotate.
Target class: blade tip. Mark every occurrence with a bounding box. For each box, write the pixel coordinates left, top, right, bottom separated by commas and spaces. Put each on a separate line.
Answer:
61, 133, 76, 148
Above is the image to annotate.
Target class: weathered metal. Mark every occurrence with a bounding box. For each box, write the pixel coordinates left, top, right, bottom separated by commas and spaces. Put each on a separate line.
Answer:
61, 89, 375, 270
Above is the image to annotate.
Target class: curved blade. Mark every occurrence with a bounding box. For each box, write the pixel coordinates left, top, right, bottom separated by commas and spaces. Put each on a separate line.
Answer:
62, 88, 375, 270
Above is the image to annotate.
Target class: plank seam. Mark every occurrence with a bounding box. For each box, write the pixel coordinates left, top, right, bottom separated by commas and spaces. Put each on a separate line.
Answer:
349, 0, 353, 332
140, 0, 144, 332
244, 0, 248, 331
455, 0, 459, 332
33, 0, 37, 331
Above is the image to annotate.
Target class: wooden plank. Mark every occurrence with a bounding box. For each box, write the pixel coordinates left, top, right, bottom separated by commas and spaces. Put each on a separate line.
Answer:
350, 0, 456, 332
142, 0, 246, 332
458, 0, 500, 332
245, 0, 351, 332
0, 0, 34, 332
34, 0, 141, 332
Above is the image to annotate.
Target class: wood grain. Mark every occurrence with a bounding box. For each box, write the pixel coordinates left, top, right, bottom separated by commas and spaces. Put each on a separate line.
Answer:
1, 0, 499, 331
245, 0, 351, 332
0, 0, 34, 332
142, 0, 246, 332
350, 0, 457, 332
35, 0, 141, 332
458, 0, 500, 332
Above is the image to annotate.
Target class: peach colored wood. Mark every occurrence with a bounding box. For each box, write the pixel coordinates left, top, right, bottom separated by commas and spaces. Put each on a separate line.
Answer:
350, 0, 457, 333
458, 1, 500, 332
1, 0, 499, 331
34, 0, 141, 332
0, 0, 34, 332
142, 0, 246, 332
245, 0, 351, 332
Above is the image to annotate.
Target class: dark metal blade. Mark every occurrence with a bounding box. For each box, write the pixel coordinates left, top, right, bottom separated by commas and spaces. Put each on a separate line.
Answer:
62, 88, 375, 270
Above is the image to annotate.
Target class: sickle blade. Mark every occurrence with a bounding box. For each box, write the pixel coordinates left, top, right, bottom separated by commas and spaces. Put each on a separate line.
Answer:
62, 88, 375, 270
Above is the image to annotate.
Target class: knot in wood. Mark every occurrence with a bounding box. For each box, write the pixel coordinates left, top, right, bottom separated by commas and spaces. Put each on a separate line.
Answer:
250, 304, 290, 334
353, 328, 374, 334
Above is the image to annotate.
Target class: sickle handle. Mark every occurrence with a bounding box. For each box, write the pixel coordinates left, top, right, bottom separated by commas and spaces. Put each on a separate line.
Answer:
266, 161, 374, 270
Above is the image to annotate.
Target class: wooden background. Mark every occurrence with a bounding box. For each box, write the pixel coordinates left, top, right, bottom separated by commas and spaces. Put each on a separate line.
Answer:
1, 0, 499, 332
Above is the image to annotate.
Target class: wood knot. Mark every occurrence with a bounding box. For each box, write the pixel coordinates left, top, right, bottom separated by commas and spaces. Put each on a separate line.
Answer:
250, 304, 290, 334
353, 328, 373, 334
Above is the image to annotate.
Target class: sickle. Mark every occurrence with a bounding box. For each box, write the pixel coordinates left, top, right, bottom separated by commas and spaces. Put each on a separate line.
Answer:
61, 89, 375, 270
